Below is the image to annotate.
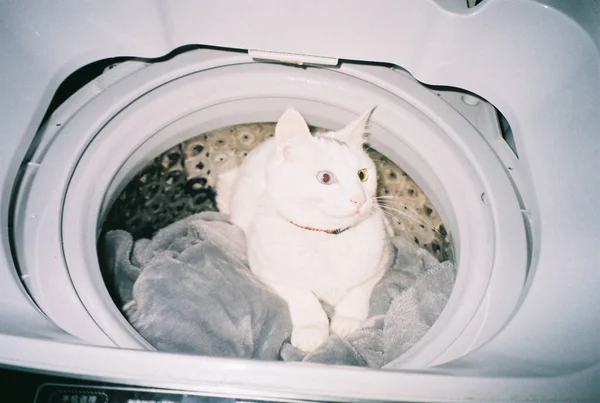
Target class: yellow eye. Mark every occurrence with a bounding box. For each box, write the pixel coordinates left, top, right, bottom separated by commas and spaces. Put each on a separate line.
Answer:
358, 168, 368, 182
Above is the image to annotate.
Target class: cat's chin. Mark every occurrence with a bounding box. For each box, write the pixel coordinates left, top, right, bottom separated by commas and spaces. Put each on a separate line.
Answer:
330, 204, 373, 221
324, 210, 372, 229
276, 203, 374, 231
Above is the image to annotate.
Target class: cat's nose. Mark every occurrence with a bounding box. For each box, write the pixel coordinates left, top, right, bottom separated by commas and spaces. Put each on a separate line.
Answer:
350, 193, 367, 208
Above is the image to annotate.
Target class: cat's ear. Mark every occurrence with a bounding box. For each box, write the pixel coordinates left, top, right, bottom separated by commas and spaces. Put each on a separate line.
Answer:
275, 108, 313, 160
334, 108, 375, 148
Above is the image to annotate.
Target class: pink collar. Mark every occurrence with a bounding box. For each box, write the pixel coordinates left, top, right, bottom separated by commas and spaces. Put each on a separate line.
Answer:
289, 221, 350, 235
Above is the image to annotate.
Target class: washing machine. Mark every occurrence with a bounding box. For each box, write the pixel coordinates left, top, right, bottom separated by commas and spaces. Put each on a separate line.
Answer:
1, 0, 599, 401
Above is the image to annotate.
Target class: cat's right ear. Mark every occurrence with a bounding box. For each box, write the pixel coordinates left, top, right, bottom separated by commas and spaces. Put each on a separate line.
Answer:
275, 108, 312, 160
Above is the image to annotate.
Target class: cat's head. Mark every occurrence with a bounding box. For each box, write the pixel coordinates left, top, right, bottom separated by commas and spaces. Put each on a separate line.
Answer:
265, 108, 378, 231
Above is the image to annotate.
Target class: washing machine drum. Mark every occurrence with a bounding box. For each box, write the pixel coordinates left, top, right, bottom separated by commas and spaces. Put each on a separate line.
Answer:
11, 48, 527, 368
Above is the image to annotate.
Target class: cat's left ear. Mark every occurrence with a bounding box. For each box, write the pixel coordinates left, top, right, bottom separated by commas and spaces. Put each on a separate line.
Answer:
334, 107, 375, 148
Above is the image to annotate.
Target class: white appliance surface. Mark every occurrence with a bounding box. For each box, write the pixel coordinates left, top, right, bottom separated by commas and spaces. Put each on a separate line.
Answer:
0, 1, 599, 402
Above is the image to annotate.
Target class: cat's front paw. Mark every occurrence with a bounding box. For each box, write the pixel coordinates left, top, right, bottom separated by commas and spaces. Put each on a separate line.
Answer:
330, 316, 363, 338
291, 325, 329, 352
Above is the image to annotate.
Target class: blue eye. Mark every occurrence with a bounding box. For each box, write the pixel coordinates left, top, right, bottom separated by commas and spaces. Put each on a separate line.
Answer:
317, 171, 334, 185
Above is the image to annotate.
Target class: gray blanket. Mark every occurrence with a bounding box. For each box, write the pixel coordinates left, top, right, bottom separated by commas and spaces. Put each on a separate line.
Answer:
102, 212, 455, 368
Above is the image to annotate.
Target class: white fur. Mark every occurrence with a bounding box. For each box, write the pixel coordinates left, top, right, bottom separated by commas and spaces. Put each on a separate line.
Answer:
217, 109, 392, 352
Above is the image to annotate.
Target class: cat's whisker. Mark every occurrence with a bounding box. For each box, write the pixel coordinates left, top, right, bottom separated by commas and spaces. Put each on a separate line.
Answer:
379, 204, 444, 237
373, 197, 426, 220
374, 196, 438, 226
378, 203, 434, 229
375, 195, 426, 209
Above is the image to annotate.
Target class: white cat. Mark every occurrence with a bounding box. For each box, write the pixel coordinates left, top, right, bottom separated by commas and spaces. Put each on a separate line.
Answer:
217, 108, 392, 352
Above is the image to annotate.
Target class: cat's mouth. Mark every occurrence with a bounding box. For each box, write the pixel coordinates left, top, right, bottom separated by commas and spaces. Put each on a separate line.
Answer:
338, 203, 372, 218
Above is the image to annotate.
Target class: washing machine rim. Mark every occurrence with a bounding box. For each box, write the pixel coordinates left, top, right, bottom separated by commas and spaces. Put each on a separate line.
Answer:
11, 48, 527, 369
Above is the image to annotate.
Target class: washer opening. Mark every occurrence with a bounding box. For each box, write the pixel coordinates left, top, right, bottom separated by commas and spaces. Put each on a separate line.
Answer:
11, 48, 528, 369
95, 113, 456, 365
